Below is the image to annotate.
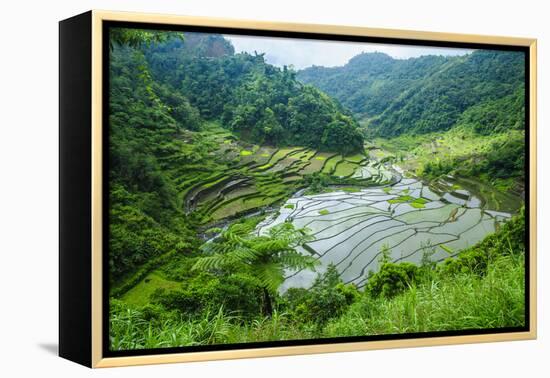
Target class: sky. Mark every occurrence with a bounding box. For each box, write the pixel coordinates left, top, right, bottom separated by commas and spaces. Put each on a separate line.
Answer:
225, 34, 473, 70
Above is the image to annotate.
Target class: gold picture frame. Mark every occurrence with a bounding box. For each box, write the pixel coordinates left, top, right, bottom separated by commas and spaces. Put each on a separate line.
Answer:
59, 9, 537, 368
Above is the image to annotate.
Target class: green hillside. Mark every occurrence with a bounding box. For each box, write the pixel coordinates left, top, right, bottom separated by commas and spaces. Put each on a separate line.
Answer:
144, 35, 363, 153
108, 32, 368, 285
298, 50, 525, 137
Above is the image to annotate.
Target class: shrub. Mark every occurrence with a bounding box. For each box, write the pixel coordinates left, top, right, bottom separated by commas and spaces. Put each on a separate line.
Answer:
281, 265, 360, 325
366, 262, 421, 298
151, 272, 263, 318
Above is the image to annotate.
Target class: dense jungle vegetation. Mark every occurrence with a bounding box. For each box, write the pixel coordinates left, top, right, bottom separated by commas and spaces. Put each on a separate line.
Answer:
108, 29, 526, 351
298, 50, 525, 136
299, 50, 526, 188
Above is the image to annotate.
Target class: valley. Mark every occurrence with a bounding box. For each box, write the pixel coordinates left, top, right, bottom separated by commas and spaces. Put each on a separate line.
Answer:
107, 28, 527, 350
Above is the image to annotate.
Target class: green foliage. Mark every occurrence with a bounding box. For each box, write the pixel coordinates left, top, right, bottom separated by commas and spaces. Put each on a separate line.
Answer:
455, 87, 525, 135
387, 195, 428, 208
420, 131, 525, 181
109, 208, 526, 350
111, 251, 181, 299
110, 248, 524, 350
143, 35, 363, 153
298, 52, 445, 118
108, 184, 193, 282
366, 262, 421, 298
107, 28, 527, 351
191, 221, 318, 316
303, 172, 330, 194
193, 222, 318, 293
151, 272, 263, 318
108, 31, 366, 286
471, 132, 525, 179
421, 158, 457, 179
324, 252, 525, 336
109, 299, 238, 349
108, 39, 204, 284
299, 50, 525, 139
281, 265, 359, 326
110, 28, 184, 50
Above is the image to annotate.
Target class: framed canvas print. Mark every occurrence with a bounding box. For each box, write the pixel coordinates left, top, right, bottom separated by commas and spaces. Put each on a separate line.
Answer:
59, 10, 537, 368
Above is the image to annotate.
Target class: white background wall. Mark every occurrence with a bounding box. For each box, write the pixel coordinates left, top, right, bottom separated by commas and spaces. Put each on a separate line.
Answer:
0, 0, 547, 376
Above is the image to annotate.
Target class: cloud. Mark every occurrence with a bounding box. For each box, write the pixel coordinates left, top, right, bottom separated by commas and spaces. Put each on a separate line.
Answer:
225, 34, 473, 70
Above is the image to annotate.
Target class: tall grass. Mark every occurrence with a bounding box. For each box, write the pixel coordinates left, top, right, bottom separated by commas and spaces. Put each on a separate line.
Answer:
324, 252, 525, 336
110, 251, 524, 350
110, 306, 239, 350
110, 305, 312, 351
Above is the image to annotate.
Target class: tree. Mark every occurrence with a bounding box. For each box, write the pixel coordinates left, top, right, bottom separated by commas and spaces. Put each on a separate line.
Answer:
109, 28, 183, 50
282, 264, 359, 325
192, 222, 319, 316
321, 114, 364, 154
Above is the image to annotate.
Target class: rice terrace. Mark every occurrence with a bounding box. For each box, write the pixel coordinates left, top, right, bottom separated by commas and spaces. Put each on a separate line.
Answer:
107, 27, 527, 351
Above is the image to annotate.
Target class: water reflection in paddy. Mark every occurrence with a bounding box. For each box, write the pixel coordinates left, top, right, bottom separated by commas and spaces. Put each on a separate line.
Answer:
257, 176, 517, 291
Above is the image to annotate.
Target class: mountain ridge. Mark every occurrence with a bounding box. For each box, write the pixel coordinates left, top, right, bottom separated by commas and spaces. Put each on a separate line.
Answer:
298, 50, 525, 137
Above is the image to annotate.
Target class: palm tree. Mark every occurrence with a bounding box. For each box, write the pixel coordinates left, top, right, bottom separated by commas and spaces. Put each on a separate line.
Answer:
192, 221, 318, 316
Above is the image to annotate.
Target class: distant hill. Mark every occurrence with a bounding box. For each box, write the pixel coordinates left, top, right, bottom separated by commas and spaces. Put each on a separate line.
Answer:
298, 50, 525, 137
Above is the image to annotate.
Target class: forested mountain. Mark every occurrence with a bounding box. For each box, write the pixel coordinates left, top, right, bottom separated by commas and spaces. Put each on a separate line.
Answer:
108, 32, 364, 281
298, 50, 525, 137
109, 43, 198, 280
141, 34, 363, 153
298, 52, 449, 121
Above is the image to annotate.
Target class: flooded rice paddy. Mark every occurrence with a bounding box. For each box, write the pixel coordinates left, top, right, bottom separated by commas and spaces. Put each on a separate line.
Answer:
258, 174, 518, 291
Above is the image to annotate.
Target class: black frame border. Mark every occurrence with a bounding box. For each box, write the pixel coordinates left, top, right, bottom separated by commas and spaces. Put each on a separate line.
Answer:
59, 11, 93, 367
101, 20, 531, 359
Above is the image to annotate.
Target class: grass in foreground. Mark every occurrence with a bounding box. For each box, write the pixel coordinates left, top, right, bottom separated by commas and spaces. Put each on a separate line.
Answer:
110, 208, 526, 351
110, 251, 524, 350
325, 253, 524, 336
